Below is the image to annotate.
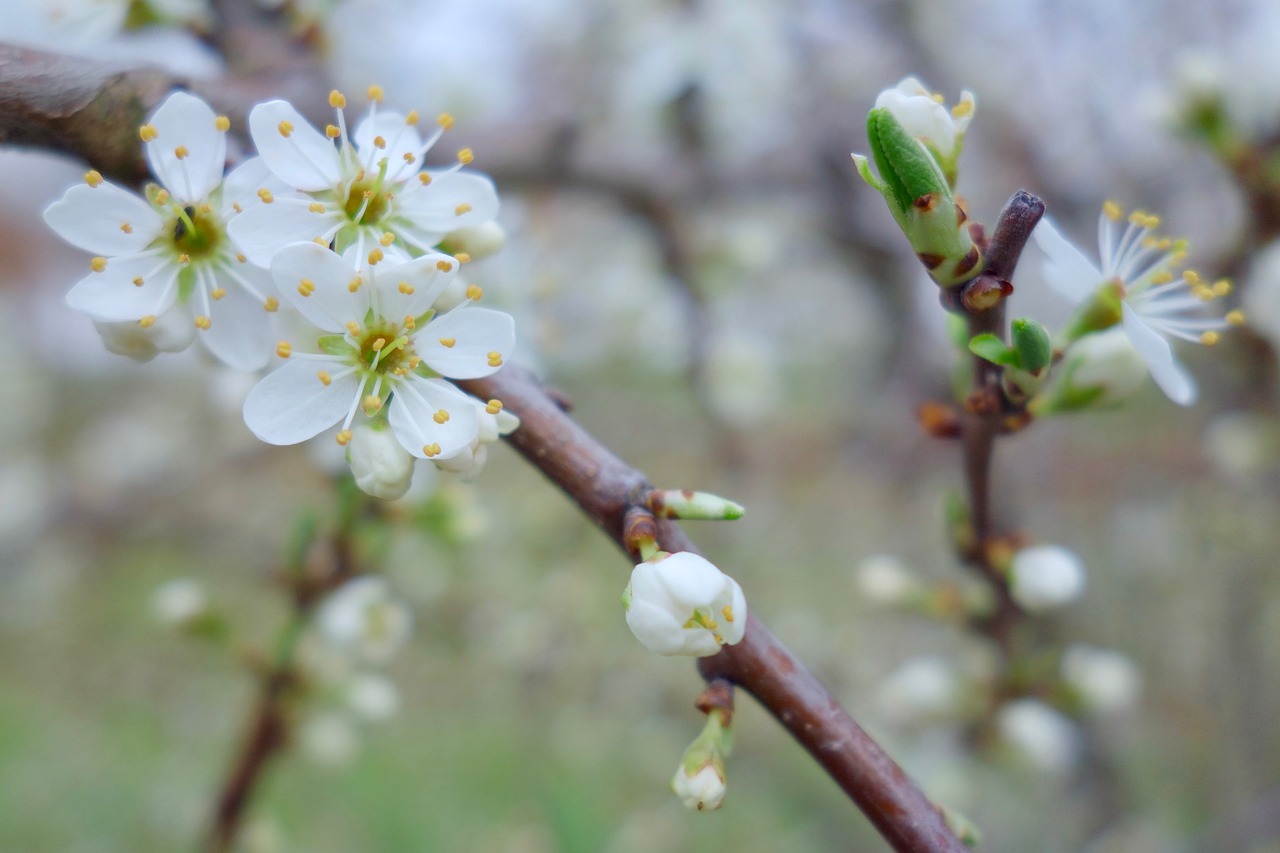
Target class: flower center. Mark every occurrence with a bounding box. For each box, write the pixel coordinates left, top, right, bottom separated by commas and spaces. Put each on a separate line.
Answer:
355, 320, 413, 377
342, 162, 392, 225
169, 204, 223, 261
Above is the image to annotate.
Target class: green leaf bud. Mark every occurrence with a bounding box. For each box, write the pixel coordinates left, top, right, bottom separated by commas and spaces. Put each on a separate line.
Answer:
1011, 318, 1052, 373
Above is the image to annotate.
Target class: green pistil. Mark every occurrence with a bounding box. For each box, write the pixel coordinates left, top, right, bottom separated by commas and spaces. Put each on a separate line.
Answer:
170, 204, 222, 260
344, 159, 391, 224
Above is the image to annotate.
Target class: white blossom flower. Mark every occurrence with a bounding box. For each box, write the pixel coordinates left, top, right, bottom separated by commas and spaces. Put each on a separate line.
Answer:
1061, 644, 1142, 715
672, 763, 725, 812
623, 552, 746, 657
347, 420, 415, 500
1033, 201, 1242, 405
299, 712, 360, 766
242, 242, 515, 462
150, 577, 207, 626
316, 575, 412, 665
44, 91, 280, 369
1008, 545, 1085, 613
875, 656, 964, 722
853, 554, 919, 607
228, 88, 498, 267
996, 699, 1081, 775
344, 672, 401, 722
874, 76, 975, 162
432, 400, 519, 480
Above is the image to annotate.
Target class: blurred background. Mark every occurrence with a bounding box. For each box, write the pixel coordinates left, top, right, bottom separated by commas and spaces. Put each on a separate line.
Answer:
2, 0, 1280, 850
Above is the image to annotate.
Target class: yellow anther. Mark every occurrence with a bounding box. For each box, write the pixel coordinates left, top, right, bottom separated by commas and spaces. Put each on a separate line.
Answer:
1212, 279, 1232, 296
317, 370, 332, 386
398, 281, 415, 295
264, 297, 280, 312
454, 253, 472, 265
485, 399, 503, 415
174, 145, 189, 160
275, 341, 292, 358
346, 321, 361, 336
951, 100, 973, 118
439, 337, 456, 348
1201, 331, 1221, 346
200, 204, 212, 214
1193, 286, 1214, 301
154, 189, 170, 205
309, 202, 326, 214
139, 315, 156, 328
457, 148, 474, 165
195, 315, 211, 330
211, 288, 227, 300
403, 315, 416, 329
258, 188, 274, 204
236, 253, 247, 263
433, 409, 450, 424
84, 170, 103, 187
437, 113, 454, 130
487, 351, 503, 367
233, 203, 243, 214
313, 237, 328, 245
380, 232, 396, 247
722, 605, 735, 623
436, 259, 454, 272
405, 110, 420, 125
178, 253, 190, 265
363, 394, 383, 413
408, 356, 421, 369
347, 276, 362, 293
355, 169, 367, 182
1226, 309, 1246, 325
368, 248, 384, 265
1183, 270, 1203, 287
326, 124, 341, 139
465, 284, 483, 301
372, 337, 387, 351
403, 152, 416, 164
139, 124, 158, 142
930, 92, 944, 103
132, 276, 144, 286
1102, 200, 1123, 221
120, 223, 133, 234
215, 115, 231, 132
1150, 271, 1174, 285
367, 85, 385, 102
298, 278, 315, 296
277, 120, 294, 138
329, 90, 347, 109
454, 203, 472, 216
90, 257, 107, 272
418, 173, 432, 186
370, 135, 385, 150
336, 429, 353, 446
423, 442, 441, 457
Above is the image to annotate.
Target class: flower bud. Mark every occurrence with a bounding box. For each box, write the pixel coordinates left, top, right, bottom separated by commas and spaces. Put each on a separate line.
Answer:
876, 656, 964, 723
95, 311, 195, 362
441, 221, 506, 261
646, 489, 745, 521
1008, 545, 1086, 612
1060, 644, 1142, 715
1030, 328, 1149, 414
996, 699, 1081, 774
623, 552, 747, 657
1011, 318, 1052, 374
151, 578, 208, 627
853, 106, 983, 287
345, 673, 402, 722
874, 77, 975, 185
672, 709, 730, 812
853, 554, 920, 607
347, 421, 414, 500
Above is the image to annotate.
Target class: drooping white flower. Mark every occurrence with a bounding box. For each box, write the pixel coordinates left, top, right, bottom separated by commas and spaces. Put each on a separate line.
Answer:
1033, 201, 1242, 405
315, 575, 412, 665
874, 76, 975, 164
228, 88, 499, 267
1060, 644, 1142, 715
1008, 545, 1085, 613
347, 420, 415, 500
623, 551, 747, 657
242, 242, 515, 462
432, 398, 519, 480
996, 699, 1081, 775
44, 91, 281, 370
672, 763, 725, 812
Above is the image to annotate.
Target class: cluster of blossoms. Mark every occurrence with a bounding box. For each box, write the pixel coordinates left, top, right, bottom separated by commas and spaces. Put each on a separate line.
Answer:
44, 88, 516, 498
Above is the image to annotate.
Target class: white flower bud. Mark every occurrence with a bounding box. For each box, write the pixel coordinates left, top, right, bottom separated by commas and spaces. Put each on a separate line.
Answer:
623, 552, 747, 657
299, 712, 360, 766
672, 763, 725, 812
996, 699, 1080, 774
874, 77, 975, 160
1064, 329, 1150, 403
443, 221, 506, 261
853, 554, 919, 606
1009, 545, 1085, 612
1061, 644, 1142, 715
151, 578, 208, 627
316, 576, 413, 665
345, 673, 401, 722
876, 656, 963, 722
347, 421, 415, 500
1244, 239, 1280, 351
94, 310, 195, 362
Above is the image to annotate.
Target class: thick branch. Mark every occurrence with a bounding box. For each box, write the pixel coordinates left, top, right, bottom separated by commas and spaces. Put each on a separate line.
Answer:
460, 367, 966, 853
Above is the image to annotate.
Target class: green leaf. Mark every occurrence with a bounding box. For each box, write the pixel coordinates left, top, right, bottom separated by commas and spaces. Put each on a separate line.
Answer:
867, 108, 949, 213
968, 333, 1020, 367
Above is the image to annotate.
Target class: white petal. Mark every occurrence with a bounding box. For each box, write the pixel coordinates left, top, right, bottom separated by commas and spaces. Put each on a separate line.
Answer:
625, 597, 690, 655
145, 91, 226, 202
65, 254, 181, 321
417, 306, 514, 379
1122, 304, 1196, 405
44, 183, 164, 255
249, 100, 341, 192
221, 156, 293, 216
374, 253, 455, 319
198, 277, 273, 370
387, 376, 479, 459
94, 308, 195, 361
352, 111, 425, 176
1033, 218, 1103, 302
270, 242, 365, 331
243, 357, 360, 444
228, 198, 342, 267
654, 553, 730, 608
395, 171, 500, 237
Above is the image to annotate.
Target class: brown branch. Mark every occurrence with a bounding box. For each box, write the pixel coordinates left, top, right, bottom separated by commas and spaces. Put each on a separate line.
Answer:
460, 367, 966, 853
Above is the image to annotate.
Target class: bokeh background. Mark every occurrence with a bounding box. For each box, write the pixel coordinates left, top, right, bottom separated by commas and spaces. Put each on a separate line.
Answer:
2, 0, 1280, 850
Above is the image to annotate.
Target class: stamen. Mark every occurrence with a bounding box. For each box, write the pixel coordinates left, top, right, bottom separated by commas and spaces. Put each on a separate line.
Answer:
380, 232, 396, 247
346, 321, 361, 336
139, 315, 156, 328
1103, 200, 1123, 221
276, 341, 292, 358
433, 409, 450, 424
139, 124, 158, 142
264, 297, 280, 313
722, 605, 735, 622
195, 316, 211, 330
329, 90, 347, 109
951, 100, 973, 118
348, 276, 363, 293
277, 120, 294, 138
211, 288, 227, 300
418, 173, 432, 186
373, 135, 387, 149
84, 170, 103, 187
454, 203, 472, 216
367, 85, 384, 103
457, 148, 474, 165
91, 257, 107, 272
439, 337, 456, 348
318, 370, 332, 385
465, 284, 483, 301
406, 110, 420, 125
368, 247, 384, 265
436, 260, 454, 272
487, 351, 503, 367
120, 223, 133, 234
404, 315, 416, 330
258, 189, 274, 204
174, 145, 190, 160
398, 281, 415, 294
309, 202, 326, 214
298, 278, 315, 297
336, 429, 353, 446
363, 395, 383, 413
1201, 331, 1220, 345
1226, 310, 1246, 325
326, 124, 341, 139
485, 399, 503, 415
455, 253, 471, 264
437, 113, 454, 130
215, 116, 231, 132
1212, 279, 1232, 296
133, 277, 144, 286
423, 443, 441, 457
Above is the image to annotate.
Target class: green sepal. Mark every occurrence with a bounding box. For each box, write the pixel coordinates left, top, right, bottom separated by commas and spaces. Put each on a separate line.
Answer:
867, 108, 949, 213
1011, 318, 1052, 373
318, 334, 355, 356
968, 333, 1020, 367
1061, 284, 1123, 343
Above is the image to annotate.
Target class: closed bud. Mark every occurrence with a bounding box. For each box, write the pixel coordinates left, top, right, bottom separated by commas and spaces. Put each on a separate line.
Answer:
1011, 318, 1052, 374
1030, 328, 1149, 414
646, 489, 745, 521
672, 710, 730, 812
347, 420, 414, 500
1008, 545, 1086, 612
440, 221, 506, 261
